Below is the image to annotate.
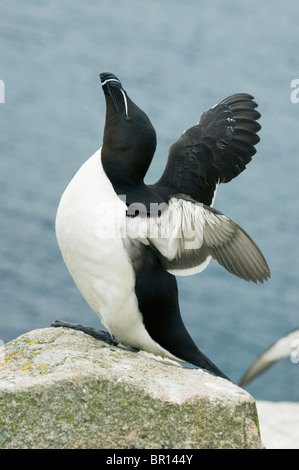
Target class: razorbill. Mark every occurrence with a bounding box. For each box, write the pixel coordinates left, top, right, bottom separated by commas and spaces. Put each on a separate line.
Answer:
55, 72, 270, 381
239, 328, 299, 386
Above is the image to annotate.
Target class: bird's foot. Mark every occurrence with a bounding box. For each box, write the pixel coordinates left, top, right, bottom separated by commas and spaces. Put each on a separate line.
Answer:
51, 320, 118, 346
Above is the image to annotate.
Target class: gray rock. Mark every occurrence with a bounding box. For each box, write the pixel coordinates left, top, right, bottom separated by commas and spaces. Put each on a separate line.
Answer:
0, 327, 262, 449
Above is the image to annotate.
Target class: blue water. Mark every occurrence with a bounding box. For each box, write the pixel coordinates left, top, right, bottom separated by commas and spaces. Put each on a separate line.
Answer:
1, 0, 298, 402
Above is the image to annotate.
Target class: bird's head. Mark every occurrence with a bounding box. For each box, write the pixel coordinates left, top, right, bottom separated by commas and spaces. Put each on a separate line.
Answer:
100, 73, 156, 185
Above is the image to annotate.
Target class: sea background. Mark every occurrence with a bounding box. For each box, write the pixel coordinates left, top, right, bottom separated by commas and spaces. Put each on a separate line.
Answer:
0, 0, 298, 403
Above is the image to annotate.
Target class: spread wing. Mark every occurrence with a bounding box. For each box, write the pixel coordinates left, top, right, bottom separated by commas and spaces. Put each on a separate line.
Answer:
154, 94, 261, 206
126, 194, 270, 283
239, 329, 299, 387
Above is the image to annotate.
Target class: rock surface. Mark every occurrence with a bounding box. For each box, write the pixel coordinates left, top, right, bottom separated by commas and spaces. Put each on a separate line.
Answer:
0, 327, 262, 449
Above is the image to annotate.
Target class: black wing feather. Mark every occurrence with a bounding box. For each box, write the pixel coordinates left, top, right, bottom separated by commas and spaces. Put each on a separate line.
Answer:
154, 94, 261, 206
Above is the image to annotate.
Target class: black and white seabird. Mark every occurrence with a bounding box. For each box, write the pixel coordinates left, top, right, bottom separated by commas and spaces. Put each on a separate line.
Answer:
55, 72, 270, 381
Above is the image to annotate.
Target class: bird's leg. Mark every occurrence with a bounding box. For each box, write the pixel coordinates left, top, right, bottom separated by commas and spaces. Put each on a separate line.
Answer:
51, 320, 118, 346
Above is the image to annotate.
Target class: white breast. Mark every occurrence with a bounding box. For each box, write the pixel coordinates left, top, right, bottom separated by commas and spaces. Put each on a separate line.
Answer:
55, 149, 180, 361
